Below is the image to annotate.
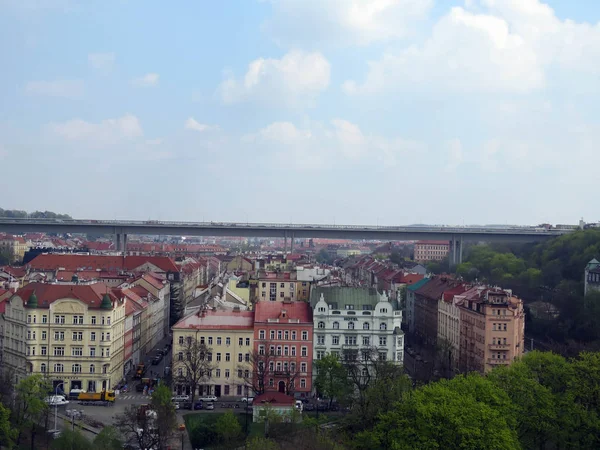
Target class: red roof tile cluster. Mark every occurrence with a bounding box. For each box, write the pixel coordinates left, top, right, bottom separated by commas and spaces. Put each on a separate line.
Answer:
28, 254, 178, 273
83, 241, 114, 251
13, 282, 120, 309
254, 301, 312, 323
0, 298, 6, 314
0, 266, 27, 278
414, 276, 460, 300
253, 391, 295, 406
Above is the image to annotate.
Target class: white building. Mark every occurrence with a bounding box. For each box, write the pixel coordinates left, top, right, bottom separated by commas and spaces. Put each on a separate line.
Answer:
0, 295, 27, 384
437, 295, 461, 370
311, 287, 404, 365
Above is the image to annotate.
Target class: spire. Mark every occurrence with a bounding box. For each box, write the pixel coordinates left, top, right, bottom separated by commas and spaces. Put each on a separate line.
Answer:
100, 293, 112, 309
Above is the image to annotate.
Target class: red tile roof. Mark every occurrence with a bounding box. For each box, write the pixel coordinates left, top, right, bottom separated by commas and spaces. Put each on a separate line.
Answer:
28, 254, 178, 273
442, 284, 468, 302
83, 241, 114, 251
1, 266, 27, 278
254, 391, 295, 406
13, 282, 120, 309
414, 276, 459, 301
398, 273, 425, 285
0, 298, 7, 314
254, 301, 312, 323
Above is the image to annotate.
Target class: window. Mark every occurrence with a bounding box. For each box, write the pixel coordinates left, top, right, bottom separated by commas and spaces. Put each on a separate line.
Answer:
301, 346, 307, 357
41, 330, 46, 340
245, 353, 250, 362
72, 364, 82, 373
291, 331, 297, 340
277, 330, 282, 339
207, 352, 213, 361
73, 315, 83, 324
284, 331, 289, 340
379, 336, 387, 346
91, 316, 96, 325
208, 337, 213, 345
291, 346, 296, 356
90, 364, 95, 373
54, 331, 64, 341
72, 331, 83, 341
270, 330, 275, 339
317, 335, 325, 345
280, 292, 284, 298
216, 369, 221, 378
239, 337, 243, 346
269, 379, 274, 387
42, 315, 47, 324
300, 362, 307, 372
72, 347, 83, 356
178, 352, 183, 361
41, 363, 46, 373
270, 345, 275, 355
380, 308, 388, 314
54, 363, 64, 373
332, 335, 339, 345
331, 350, 339, 358
27, 314, 31, 323
54, 347, 64, 356
345, 336, 357, 345
380, 323, 387, 331
259, 345, 265, 355
106, 317, 111, 325
363, 322, 370, 330
348, 322, 355, 330
362, 336, 370, 346
225, 353, 231, 362
41, 346, 47, 355
90, 347, 96, 357
200, 337, 205, 345
345, 305, 354, 310
300, 379, 306, 388
302, 331, 308, 340
318, 321, 325, 329
238, 369, 243, 378
277, 346, 282, 356
379, 352, 387, 361
238, 353, 243, 362
179, 336, 184, 345
246, 338, 250, 346
316, 350, 325, 360
27, 330, 35, 340
217, 337, 222, 345
333, 322, 339, 330
225, 369, 230, 378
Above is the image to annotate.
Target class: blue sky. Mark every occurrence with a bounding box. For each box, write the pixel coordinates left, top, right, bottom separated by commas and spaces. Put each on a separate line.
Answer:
1, 0, 600, 226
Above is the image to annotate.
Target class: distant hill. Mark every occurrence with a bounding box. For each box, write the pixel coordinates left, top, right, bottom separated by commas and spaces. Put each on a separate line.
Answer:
0, 208, 72, 220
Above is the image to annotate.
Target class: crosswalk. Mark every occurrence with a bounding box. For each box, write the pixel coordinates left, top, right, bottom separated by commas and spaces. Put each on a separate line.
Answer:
115, 394, 149, 401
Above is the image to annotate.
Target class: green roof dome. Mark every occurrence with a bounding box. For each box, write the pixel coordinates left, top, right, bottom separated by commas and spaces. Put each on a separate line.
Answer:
100, 294, 112, 310
28, 292, 38, 308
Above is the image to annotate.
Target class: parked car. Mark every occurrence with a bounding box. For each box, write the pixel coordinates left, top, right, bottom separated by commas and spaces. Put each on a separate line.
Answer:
151, 357, 161, 365
205, 402, 214, 410
171, 394, 190, 403
164, 366, 171, 376
240, 396, 254, 403
179, 402, 193, 410
45, 395, 69, 406
304, 404, 315, 411
194, 401, 203, 410
199, 395, 217, 402
136, 383, 145, 393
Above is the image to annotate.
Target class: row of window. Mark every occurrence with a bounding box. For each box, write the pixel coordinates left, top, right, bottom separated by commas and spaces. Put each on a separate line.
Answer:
258, 345, 309, 357
492, 323, 508, 331
178, 336, 250, 346
40, 363, 108, 374
177, 352, 250, 362
27, 314, 112, 325
260, 282, 308, 288
317, 321, 388, 330
316, 335, 389, 346
26, 330, 111, 342
258, 330, 309, 340
36, 346, 111, 358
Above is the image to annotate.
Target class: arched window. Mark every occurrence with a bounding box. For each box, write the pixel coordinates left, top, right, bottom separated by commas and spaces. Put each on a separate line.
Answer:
380, 323, 387, 330
333, 322, 339, 329
348, 322, 355, 330
89, 364, 95, 374
40, 363, 46, 373
363, 322, 370, 330
54, 363, 64, 373
72, 364, 81, 373
318, 321, 325, 329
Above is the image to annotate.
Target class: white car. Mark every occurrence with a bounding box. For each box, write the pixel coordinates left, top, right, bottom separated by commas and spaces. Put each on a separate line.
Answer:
240, 397, 254, 403
171, 394, 190, 403
199, 395, 217, 402
45, 395, 69, 406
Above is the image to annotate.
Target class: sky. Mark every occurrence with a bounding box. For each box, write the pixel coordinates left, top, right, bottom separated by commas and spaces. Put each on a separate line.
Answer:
1, 0, 600, 226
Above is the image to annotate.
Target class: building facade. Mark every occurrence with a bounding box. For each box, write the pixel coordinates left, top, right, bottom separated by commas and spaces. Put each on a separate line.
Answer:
0, 295, 27, 384
584, 258, 600, 296
171, 309, 255, 398
311, 287, 404, 365
254, 301, 313, 398
457, 287, 525, 373
256, 272, 304, 302
414, 240, 450, 263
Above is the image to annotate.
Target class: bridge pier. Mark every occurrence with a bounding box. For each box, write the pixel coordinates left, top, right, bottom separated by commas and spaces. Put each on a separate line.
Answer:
114, 233, 127, 254
284, 233, 288, 253
290, 233, 295, 254
450, 235, 463, 267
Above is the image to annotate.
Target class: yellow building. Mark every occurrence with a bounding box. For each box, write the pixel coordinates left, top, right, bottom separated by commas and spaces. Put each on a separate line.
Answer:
171, 309, 255, 398
9, 282, 126, 393
256, 272, 308, 302
0, 235, 29, 263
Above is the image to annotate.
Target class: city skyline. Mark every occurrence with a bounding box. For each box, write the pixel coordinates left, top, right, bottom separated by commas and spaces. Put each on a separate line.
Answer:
2, 1, 600, 225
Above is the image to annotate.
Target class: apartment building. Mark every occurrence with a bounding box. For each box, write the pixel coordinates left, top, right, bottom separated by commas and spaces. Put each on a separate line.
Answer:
0, 295, 27, 383
311, 287, 404, 365
406, 278, 430, 334
0, 235, 29, 263
414, 240, 450, 263
256, 271, 309, 302
254, 301, 313, 398
437, 285, 468, 371
5, 283, 127, 392
171, 309, 255, 398
456, 287, 525, 373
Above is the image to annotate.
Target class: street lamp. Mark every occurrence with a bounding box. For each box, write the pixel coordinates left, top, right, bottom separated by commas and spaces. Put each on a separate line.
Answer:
53, 382, 64, 433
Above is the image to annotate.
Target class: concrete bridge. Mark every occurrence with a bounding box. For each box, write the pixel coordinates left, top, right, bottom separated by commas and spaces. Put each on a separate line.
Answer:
0, 218, 571, 265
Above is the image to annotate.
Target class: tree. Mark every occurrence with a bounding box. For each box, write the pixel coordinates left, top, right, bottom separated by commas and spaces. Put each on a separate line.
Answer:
314, 354, 350, 409
172, 336, 215, 404
241, 347, 277, 396
114, 405, 159, 450
92, 426, 124, 450
214, 411, 241, 447
13, 374, 50, 447
150, 385, 178, 449
0, 403, 17, 449
246, 436, 279, 450
50, 430, 92, 450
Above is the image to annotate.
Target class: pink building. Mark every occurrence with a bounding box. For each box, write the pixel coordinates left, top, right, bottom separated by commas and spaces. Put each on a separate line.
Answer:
456, 287, 525, 373
414, 240, 450, 263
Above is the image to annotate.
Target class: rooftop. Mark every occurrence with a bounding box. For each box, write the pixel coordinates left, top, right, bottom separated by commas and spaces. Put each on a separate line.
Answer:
254, 301, 312, 323
311, 286, 393, 310
253, 391, 295, 406
172, 309, 255, 330
28, 254, 179, 273
13, 282, 120, 309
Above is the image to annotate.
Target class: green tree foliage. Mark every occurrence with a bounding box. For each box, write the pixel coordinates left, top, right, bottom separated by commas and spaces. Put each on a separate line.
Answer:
0, 208, 72, 219
316, 249, 334, 265
50, 429, 93, 450
214, 410, 242, 446
246, 436, 280, 450
314, 354, 350, 408
150, 384, 177, 449
13, 374, 50, 446
0, 403, 17, 449
92, 426, 123, 450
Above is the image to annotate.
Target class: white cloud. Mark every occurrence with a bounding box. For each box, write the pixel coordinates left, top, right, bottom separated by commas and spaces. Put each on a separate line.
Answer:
25, 79, 84, 98
344, 0, 600, 94
244, 119, 424, 169
47, 114, 143, 148
184, 118, 220, 132
217, 50, 330, 107
88, 52, 115, 71
132, 73, 159, 87
263, 0, 433, 47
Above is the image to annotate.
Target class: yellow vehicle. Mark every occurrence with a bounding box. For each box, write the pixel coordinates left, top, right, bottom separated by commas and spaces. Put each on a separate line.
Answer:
78, 390, 115, 405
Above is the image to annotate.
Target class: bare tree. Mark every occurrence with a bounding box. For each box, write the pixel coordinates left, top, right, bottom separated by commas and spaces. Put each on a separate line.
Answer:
240, 348, 276, 396
114, 405, 160, 450
172, 336, 215, 404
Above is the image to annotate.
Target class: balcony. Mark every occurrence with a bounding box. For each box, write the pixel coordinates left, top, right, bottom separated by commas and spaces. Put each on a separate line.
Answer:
343, 343, 358, 348
488, 344, 510, 350
487, 358, 510, 365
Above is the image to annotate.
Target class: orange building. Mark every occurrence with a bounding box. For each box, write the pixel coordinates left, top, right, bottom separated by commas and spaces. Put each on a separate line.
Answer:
456, 287, 525, 373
